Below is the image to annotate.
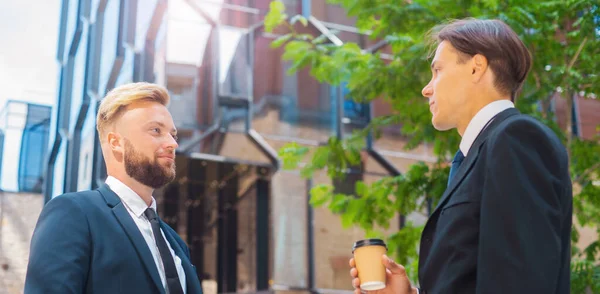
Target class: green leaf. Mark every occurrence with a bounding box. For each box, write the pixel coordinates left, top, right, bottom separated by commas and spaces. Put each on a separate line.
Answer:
355, 181, 367, 197
311, 146, 331, 168
277, 142, 309, 170
264, 0, 287, 33
481, 0, 499, 10
329, 193, 349, 212
271, 34, 292, 48
309, 184, 333, 207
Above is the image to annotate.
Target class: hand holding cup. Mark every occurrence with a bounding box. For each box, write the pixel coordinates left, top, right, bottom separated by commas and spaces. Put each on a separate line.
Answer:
350, 239, 417, 294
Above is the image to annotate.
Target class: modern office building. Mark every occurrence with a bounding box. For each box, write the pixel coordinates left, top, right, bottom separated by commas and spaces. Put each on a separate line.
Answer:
48, 0, 599, 293
0, 100, 51, 193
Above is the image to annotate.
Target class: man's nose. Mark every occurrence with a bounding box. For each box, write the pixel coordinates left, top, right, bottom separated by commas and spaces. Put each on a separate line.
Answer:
167, 134, 178, 150
422, 82, 433, 98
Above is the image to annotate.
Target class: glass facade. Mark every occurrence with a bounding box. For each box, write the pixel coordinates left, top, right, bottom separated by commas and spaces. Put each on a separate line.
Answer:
49, 0, 433, 292
0, 101, 51, 193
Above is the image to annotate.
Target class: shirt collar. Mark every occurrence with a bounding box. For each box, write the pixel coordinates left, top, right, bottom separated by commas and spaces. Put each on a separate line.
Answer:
459, 99, 514, 156
105, 176, 156, 218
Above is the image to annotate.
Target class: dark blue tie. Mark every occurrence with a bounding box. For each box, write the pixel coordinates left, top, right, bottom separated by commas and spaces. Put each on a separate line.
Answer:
448, 150, 465, 187
144, 208, 184, 294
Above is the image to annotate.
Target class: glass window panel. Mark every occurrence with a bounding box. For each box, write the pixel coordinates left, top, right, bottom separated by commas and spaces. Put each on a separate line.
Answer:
78, 112, 96, 191
0, 106, 7, 130
6, 102, 27, 130
8, 102, 28, 116
166, 0, 213, 66
99, 0, 121, 93
70, 26, 89, 132
134, 0, 158, 50
170, 0, 211, 23
91, 0, 102, 21
115, 48, 135, 85
153, 16, 167, 86
17, 104, 51, 193
1, 127, 23, 191
166, 20, 212, 66
167, 81, 200, 130
19, 123, 50, 192
47, 88, 60, 150
81, 100, 97, 139
251, 34, 335, 143
218, 26, 248, 96
64, 0, 80, 60
52, 142, 67, 198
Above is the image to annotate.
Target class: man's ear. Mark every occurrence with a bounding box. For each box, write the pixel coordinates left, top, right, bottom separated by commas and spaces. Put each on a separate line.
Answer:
107, 132, 123, 153
471, 54, 488, 82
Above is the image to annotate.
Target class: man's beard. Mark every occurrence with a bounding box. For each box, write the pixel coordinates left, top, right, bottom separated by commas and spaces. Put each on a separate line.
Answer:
124, 139, 176, 189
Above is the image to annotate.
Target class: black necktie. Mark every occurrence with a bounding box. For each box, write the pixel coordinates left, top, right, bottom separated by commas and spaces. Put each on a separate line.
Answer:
448, 150, 465, 187
144, 208, 184, 294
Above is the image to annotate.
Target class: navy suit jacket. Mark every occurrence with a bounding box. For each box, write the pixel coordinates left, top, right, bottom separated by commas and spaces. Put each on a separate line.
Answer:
25, 184, 203, 294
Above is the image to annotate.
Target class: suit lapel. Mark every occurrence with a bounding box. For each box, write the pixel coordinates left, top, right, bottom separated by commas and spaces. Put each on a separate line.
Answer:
98, 184, 165, 294
160, 221, 203, 294
430, 108, 520, 216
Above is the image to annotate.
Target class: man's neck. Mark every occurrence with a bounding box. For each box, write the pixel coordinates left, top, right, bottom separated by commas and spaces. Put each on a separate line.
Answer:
108, 174, 154, 206
456, 94, 511, 136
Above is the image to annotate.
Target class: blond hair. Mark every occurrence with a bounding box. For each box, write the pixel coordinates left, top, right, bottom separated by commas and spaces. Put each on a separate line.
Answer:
96, 82, 170, 141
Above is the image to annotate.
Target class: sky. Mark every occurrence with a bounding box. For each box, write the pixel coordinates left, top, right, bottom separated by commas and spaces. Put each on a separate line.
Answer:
0, 0, 61, 191
0, 0, 61, 108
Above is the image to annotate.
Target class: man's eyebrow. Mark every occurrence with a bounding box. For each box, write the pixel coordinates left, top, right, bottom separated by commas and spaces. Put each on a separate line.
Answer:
145, 121, 177, 133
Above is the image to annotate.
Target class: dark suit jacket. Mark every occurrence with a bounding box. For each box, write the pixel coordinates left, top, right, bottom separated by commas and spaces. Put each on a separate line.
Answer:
25, 184, 203, 294
418, 108, 572, 294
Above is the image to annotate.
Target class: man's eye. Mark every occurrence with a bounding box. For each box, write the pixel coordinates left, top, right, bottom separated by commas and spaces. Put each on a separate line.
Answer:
153, 128, 160, 133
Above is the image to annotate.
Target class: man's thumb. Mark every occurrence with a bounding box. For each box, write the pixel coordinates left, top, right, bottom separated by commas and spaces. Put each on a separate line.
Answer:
382, 255, 406, 275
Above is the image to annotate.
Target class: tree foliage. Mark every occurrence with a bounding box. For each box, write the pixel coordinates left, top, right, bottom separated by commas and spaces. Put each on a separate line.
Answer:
266, 0, 600, 292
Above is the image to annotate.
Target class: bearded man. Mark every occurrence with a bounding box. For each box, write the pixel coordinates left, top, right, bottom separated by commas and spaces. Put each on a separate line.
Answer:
25, 82, 203, 294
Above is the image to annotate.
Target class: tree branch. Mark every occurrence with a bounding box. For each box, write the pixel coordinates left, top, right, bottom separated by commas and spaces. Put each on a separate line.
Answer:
567, 37, 588, 71
558, 37, 589, 91
574, 162, 600, 184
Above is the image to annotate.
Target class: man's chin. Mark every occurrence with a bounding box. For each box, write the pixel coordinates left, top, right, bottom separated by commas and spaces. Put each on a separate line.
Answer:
162, 168, 176, 180
166, 169, 177, 181
432, 118, 453, 131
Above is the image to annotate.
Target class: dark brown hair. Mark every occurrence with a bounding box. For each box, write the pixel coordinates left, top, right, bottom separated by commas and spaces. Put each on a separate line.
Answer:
428, 18, 532, 101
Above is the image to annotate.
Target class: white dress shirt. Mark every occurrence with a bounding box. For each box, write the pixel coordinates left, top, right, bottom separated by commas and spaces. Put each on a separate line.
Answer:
106, 176, 187, 293
459, 100, 515, 156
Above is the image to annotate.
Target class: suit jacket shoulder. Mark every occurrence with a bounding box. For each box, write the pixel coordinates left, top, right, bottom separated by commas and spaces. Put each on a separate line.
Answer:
485, 113, 569, 167
49, 189, 106, 211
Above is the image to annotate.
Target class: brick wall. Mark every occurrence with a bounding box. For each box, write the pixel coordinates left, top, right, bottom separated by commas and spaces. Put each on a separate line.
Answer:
0, 192, 43, 294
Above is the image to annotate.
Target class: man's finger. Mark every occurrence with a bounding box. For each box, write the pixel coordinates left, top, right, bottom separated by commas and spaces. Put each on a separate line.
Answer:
350, 267, 358, 278
352, 277, 361, 288
349, 258, 355, 268
382, 255, 406, 275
